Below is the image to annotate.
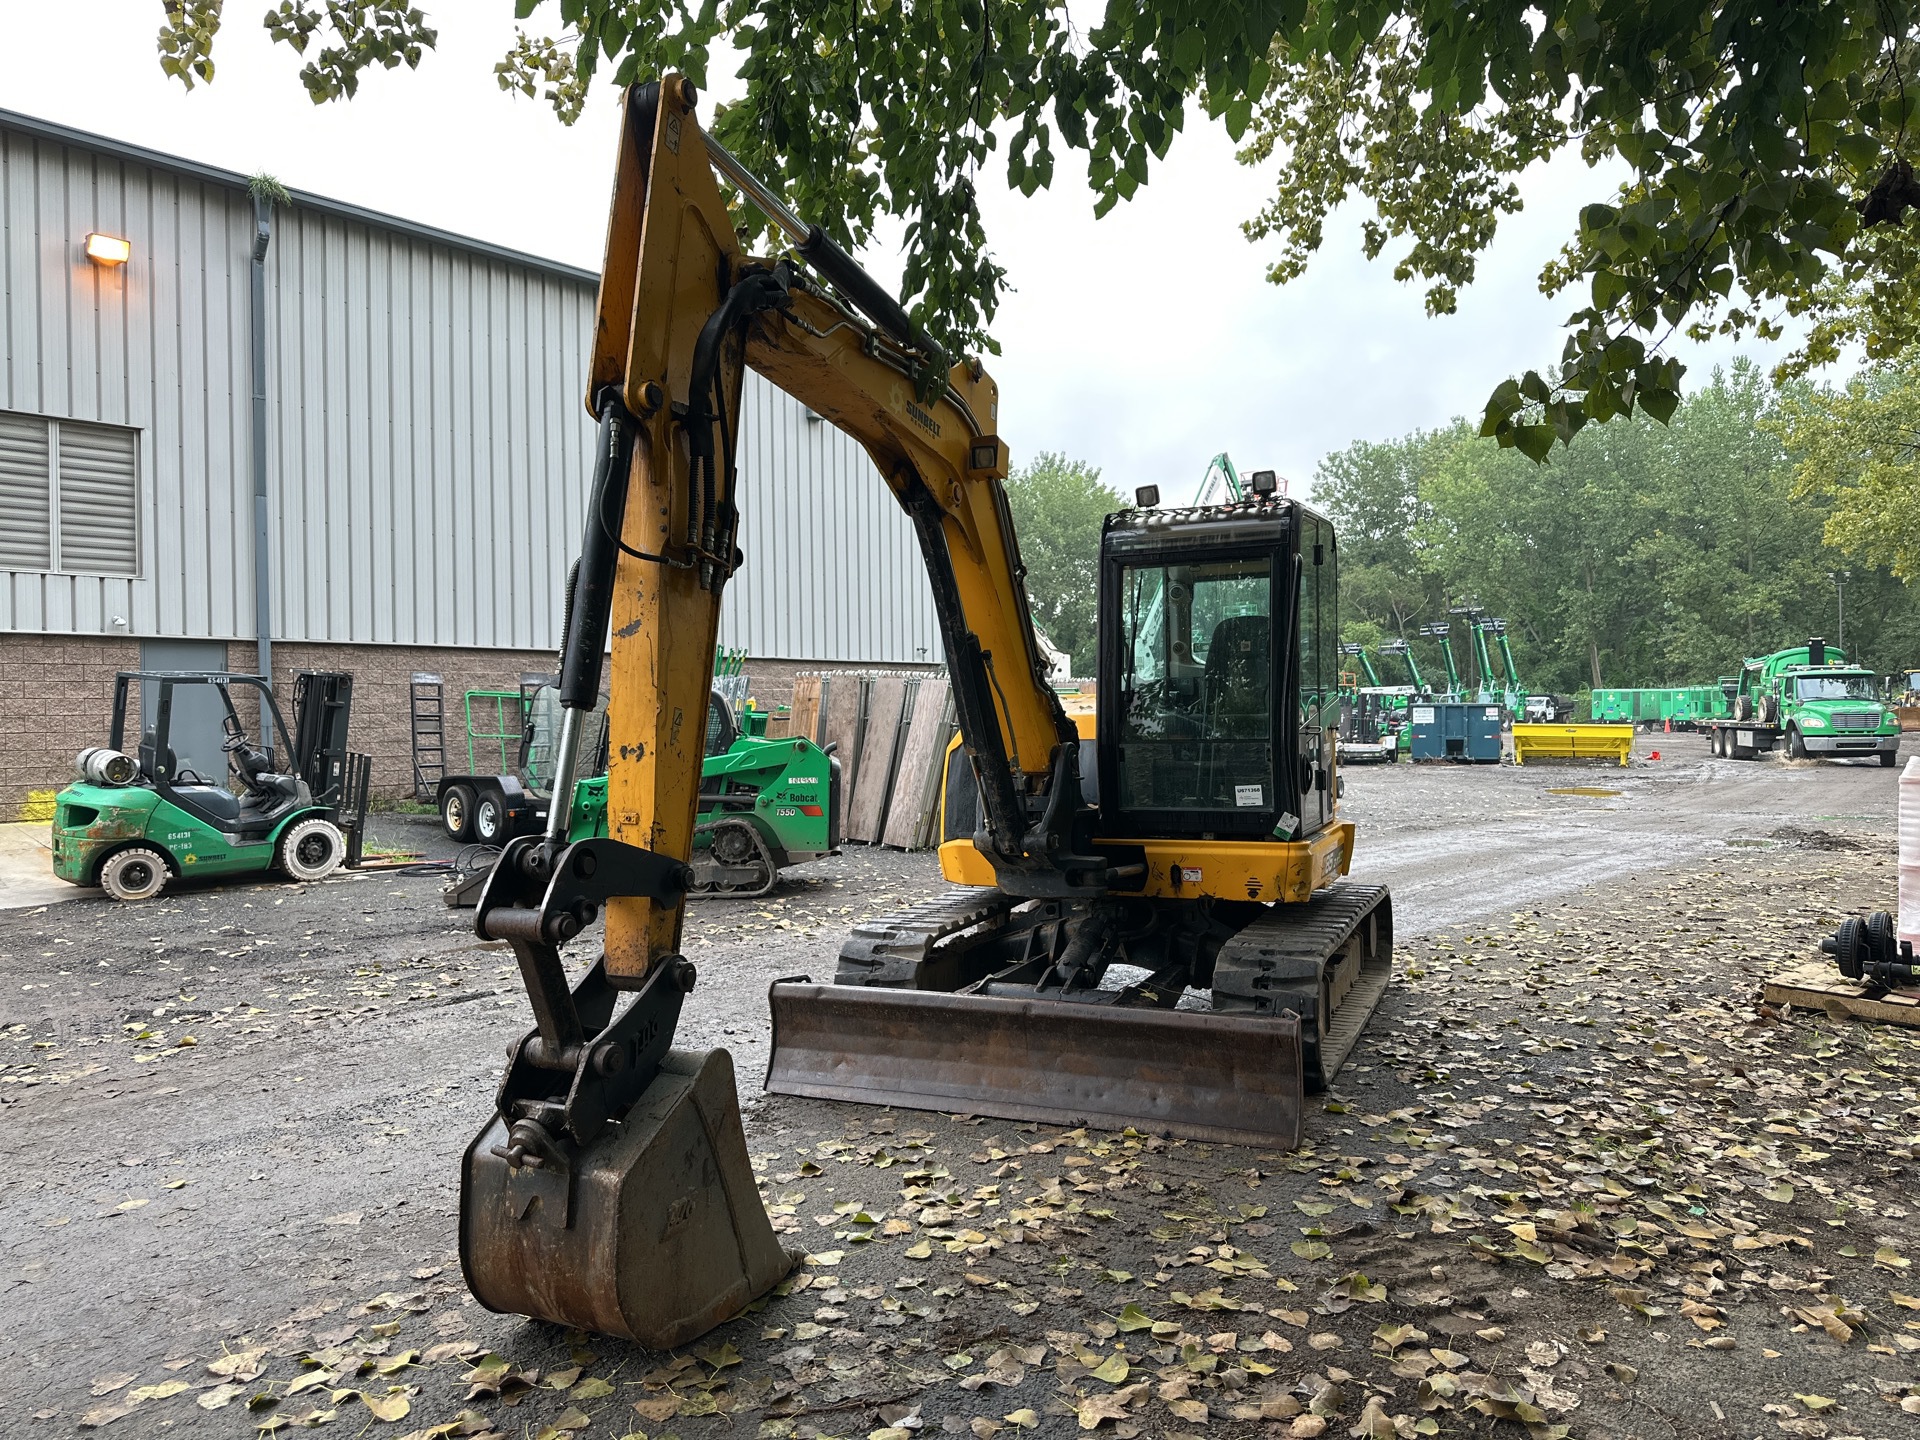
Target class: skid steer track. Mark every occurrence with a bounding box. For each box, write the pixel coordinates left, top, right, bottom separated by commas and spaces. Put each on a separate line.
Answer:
764, 882, 1393, 1148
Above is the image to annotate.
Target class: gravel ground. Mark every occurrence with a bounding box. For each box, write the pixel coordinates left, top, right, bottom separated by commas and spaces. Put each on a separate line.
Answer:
2, 739, 1914, 1440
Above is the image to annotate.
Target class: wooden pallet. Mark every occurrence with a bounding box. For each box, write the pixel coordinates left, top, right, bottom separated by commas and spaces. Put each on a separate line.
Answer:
1762, 961, 1920, 1026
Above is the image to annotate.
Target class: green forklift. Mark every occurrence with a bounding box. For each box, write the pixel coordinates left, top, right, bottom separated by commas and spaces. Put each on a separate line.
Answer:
438, 679, 840, 899
51, 671, 363, 901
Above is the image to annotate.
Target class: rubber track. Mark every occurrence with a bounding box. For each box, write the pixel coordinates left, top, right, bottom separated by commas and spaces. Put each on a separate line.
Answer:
1210, 882, 1393, 1092
835, 887, 1020, 986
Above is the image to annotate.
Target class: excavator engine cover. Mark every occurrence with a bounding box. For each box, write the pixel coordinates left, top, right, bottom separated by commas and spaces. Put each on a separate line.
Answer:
461, 1047, 794, 1347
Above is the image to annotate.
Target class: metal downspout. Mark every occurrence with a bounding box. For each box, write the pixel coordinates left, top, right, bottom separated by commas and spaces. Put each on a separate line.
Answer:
250, 194, 273, 682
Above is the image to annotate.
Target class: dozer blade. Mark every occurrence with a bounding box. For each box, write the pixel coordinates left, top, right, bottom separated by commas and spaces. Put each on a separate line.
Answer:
461, 1047, 796, 1348
765, 985, 1304, 1149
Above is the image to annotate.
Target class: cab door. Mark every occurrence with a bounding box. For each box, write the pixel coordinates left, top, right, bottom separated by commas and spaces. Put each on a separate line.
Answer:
1296, 513, 1336, 835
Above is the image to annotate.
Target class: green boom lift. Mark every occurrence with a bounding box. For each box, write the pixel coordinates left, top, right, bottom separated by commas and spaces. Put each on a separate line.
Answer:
1340, 641, 1384, 689
1379, 637, 1426, 694
1482, 618, 1527, 711
1420, 621, 1461, 700
1452, 605, 1500, 703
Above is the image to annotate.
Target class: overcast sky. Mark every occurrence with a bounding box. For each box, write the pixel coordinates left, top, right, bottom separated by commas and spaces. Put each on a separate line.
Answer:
4, 3, 1799, 500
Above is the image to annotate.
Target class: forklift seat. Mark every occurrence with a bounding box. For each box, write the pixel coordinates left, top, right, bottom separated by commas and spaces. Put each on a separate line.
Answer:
137, 733, 177, 783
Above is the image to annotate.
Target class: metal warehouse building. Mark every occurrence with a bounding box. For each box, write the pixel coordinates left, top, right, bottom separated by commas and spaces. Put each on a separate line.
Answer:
0, 109, 941, 813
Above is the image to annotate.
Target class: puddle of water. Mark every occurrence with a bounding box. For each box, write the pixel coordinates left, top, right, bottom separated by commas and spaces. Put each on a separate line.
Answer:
1548, 787, 1621, 798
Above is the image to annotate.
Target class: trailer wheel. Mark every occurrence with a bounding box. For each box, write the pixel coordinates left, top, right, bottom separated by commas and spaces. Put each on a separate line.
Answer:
280, 817, 346, 881
473, 788, 510, 845
99, 846, 170, 901
441, 783, 476, 842
1787, 726, 1808, 760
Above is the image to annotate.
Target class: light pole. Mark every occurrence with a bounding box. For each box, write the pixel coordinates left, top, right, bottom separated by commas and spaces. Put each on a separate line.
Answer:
1827, 570, 1851, 652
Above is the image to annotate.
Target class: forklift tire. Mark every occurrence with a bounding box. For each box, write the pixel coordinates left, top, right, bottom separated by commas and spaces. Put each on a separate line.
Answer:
99, 846, 170, 902
280, 817, 346, 882
472, 788, 509, 845
441, 783, 476, 842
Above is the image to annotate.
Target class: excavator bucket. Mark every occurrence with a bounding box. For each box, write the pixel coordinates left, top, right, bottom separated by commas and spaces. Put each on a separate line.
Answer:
765, 986, 1305, 1149
461, 1047, 796, 1348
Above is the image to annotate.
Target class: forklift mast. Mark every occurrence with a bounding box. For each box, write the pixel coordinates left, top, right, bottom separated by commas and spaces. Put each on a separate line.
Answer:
290, 672, 355, 808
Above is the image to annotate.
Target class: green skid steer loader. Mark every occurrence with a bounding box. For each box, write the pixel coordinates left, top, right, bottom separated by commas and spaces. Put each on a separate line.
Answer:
441, 680, 840, 901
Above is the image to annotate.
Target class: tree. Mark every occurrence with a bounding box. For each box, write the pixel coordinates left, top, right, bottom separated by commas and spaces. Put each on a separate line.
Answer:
155, 2, 1920, 447
1775, 359, 1920, 582
1323, 359, 1920, 691
1311, 431, 1450, 641
999, 453, 1120, 671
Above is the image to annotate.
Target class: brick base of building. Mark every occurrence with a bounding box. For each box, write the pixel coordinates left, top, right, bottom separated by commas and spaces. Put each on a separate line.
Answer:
0, 635, 942, 817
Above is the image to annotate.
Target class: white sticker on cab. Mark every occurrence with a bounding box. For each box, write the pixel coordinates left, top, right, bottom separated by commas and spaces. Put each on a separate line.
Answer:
1234, 784, 1263, 807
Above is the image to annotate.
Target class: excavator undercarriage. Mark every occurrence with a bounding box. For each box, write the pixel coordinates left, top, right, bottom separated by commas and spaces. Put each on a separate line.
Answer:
767, 881, 1391, 1150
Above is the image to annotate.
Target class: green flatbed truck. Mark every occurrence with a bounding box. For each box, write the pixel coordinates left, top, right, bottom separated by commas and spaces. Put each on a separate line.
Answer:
1703, 639, 1904, 764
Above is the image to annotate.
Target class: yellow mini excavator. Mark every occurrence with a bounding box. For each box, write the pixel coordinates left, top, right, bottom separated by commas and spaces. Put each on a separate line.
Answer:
459, 77, 1392, 1349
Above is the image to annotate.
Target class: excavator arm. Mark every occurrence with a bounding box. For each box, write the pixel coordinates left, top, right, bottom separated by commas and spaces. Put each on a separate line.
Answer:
459, 76, 1103, 1349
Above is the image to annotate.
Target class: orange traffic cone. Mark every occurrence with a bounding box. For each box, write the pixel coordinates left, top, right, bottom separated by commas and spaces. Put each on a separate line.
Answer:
1664, 718, 1671, 734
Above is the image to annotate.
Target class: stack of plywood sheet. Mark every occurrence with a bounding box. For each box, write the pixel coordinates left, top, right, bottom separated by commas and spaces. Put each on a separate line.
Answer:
883, 676, 953, 849
789, 670, 955, 850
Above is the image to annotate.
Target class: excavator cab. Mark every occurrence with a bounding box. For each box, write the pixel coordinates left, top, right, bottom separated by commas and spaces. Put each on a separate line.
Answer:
1100, 501, 1336, 839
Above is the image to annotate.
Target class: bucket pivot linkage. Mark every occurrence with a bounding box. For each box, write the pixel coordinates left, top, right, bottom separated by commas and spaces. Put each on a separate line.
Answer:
460, 833, 796, 1346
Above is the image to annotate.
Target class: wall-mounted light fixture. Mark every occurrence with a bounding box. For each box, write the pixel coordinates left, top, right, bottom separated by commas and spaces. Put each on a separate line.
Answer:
85, 233, 132, 266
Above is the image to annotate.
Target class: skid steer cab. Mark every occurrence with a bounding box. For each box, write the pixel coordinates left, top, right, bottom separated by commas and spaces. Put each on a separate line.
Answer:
52, 671, 362, 901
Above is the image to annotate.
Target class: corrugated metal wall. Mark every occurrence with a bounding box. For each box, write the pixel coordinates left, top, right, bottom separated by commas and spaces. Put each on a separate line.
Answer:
720, 372, 942, 663
0, 125, 250, 637
264, 206, 592, 650
0, 113, 941, 664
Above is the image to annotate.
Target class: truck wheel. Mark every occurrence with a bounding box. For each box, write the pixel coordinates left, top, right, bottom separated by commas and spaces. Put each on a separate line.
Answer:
473, 788, 510, 845
280, 817, 346, 881
99, 846, 169, 901
441, 783, 476, 841
1882, 748, 1899, 768
1787, 726, 1808, 760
